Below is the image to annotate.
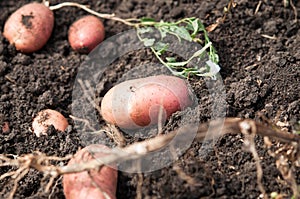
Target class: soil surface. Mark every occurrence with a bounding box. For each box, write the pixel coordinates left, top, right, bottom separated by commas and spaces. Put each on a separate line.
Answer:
0, 0, 300, 199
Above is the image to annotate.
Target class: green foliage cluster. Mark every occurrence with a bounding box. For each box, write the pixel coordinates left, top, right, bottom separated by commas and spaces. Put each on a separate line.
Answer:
136, 17, 220, 78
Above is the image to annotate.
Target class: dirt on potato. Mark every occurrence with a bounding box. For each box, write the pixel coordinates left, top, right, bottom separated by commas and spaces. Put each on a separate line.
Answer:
0, 0, 299, 199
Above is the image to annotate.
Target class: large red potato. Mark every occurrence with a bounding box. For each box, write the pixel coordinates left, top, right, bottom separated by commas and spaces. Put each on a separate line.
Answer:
63, 144, 118, 199
101, 75, 194, 129
32, 109, 68, 137
68, 15, 105, 53
3, 2, 54, 53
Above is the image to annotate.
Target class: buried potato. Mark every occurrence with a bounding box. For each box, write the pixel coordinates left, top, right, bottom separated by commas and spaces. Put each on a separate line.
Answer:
101, 75, 194, 129
32, 109, 68, 137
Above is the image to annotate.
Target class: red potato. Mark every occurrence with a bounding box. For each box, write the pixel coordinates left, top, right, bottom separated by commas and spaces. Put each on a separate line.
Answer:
101, 75, 194, 129
1, 122, 10, 133
63, 144, 118, 199
68, 15, 105, 53
32, 109, 68, 137
3, 2, 54, 53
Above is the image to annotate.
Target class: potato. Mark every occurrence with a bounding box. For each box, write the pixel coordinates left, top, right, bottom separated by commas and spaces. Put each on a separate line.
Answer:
68, 15, 105, 53
32, 109, 68, 137
1, 122, 10, 133
63, 144, 118, 199
101, 75, 194, 129
3, 2, 54, 53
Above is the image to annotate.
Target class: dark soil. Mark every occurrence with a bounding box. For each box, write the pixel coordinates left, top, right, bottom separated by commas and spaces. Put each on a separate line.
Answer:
0, 0, 299, 198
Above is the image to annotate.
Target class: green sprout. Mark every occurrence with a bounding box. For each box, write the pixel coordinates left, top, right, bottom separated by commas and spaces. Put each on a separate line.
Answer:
135, 17, 220, 79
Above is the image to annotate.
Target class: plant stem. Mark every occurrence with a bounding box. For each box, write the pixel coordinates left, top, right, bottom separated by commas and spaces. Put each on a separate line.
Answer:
150, 47, 183, 77
48, 2, 140, 27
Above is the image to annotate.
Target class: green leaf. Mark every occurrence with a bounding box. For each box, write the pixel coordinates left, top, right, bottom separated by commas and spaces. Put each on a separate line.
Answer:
158, 28, 167, 39
168, 26, 192, 41
197, 21, 206, 32
143, 38, 155, 47
185, 23, 194, 32
212, 53, 219, 63
167, 60, 188, 67
140, 17, 156, 26
141, 17, 156, 23
191, 19, 199, 36
153, 42, 168, 55
153, 41, 166, 50
165, 57, 177, 62
137, 27, 153, 34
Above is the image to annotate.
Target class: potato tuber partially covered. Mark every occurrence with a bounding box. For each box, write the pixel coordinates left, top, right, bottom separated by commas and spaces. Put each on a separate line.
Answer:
32, 109, 68, 137
63, 144, 118, 199
101, 75, 194, 129
3, 2, 54, 53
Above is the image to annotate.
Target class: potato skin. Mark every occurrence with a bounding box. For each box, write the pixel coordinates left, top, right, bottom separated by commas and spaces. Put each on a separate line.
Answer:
68, 15, 105, 53
3, 2, 54, 53
101, 75, 194, 129
32, 109, 68, 137
63, 145, 118, 199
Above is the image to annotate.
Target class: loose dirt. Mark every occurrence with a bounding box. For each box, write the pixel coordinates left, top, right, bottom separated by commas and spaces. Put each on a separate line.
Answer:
0, 0, 299, 198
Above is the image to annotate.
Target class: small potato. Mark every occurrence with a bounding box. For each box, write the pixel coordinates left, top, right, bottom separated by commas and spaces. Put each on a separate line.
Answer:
101, 75, 194, 129
32, 109, 68, 137
63, 144, 118, 199
68, 15, 105, 53
1, 122, 10, 133
3, 2, 54, 53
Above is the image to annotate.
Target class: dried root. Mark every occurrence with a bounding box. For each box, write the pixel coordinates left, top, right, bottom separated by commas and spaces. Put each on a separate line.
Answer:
0, 118, 299, 198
